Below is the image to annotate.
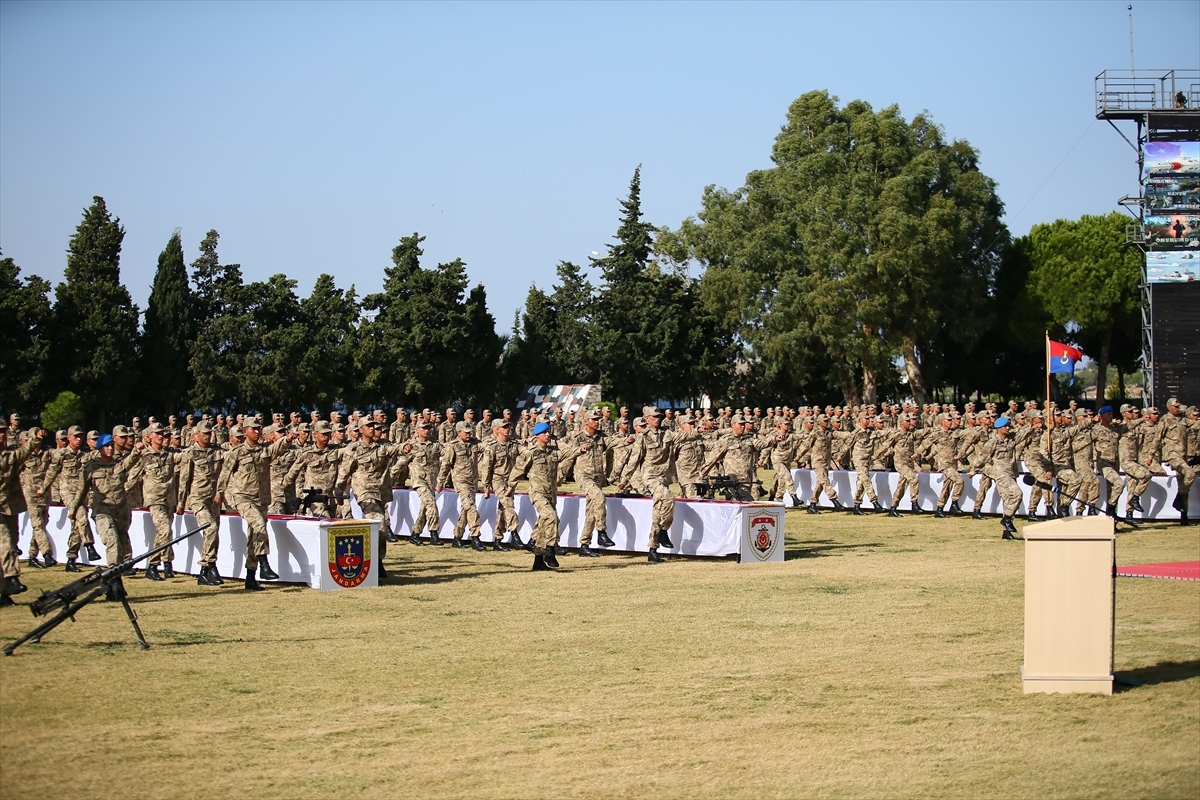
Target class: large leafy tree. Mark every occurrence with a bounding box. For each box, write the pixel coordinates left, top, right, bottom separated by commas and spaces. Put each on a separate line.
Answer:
141, 230, 195, 415
0, 253, 53, 414
189, 230, 252, 411
296, 274, 361, 412
503, 260, 598, 390
50, 196, 140, 427
1027, 212, 1142, 404
663, 91, 1005, 405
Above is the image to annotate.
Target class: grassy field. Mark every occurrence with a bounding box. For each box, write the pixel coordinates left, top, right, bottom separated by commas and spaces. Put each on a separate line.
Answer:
1, 493, 1197, 799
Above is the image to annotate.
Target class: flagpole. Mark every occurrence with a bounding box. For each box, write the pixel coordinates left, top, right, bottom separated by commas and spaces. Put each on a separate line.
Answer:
1045, 331, 1052, 459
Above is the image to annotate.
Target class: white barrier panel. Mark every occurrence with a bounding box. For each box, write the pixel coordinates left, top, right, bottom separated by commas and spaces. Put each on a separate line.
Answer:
16, 509, 379, 591
787, 468, 1199, 518
379, 490, 779, 559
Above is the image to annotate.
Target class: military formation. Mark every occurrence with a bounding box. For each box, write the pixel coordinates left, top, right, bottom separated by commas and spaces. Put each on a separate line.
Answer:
1, 397, 1197, 603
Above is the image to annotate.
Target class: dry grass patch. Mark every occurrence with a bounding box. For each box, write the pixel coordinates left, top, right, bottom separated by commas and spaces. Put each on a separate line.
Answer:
1, 504, 1197, 799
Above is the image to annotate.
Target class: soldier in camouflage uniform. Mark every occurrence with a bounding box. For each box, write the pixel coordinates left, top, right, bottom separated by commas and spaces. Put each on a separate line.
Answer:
41, 425, 99, 570
75, 433, 143, 569
621, 407, 699, 561
481, 418, 525, 550
128, 422, 181, 580
849, 414, 880, 514
1163, 398, 1195, 525
405, 420, 444, 545
512, 422, 577, 570
18, 428, 55, 568
558, 409, 626, 554
1, 427, 44, 605
888, 413, 921, 517
969, 418, 1022, 539
338, 419, 407, 577
178, 421, 226, 585
437, 421, 486, 550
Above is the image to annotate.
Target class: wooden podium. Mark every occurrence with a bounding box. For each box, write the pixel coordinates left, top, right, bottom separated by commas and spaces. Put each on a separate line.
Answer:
1022, 516, 1115, 695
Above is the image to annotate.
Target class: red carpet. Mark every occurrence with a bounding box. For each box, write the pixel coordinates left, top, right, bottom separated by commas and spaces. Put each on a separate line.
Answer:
1115, 561, 1200, 581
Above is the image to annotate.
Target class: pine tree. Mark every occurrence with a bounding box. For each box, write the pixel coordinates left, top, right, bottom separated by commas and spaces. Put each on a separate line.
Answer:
51, 196, 139, 428
0, 253, 53, 414
188, 230, 250, 411
141, 230, 195, 416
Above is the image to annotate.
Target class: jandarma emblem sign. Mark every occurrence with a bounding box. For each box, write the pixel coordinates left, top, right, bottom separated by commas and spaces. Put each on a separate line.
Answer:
748, 512, 780, 561
328, 525, 372, 587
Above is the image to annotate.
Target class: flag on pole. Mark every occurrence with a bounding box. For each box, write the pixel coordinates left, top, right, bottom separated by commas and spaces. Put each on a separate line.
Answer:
1048, 340, 1083, 384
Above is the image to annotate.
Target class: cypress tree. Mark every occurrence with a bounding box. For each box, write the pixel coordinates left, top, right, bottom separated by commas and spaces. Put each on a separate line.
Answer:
141, 230, 194, 415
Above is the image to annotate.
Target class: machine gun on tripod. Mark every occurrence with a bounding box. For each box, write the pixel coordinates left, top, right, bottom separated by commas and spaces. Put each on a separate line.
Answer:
694, 475, 764, 501
3, 523, 209, 656
287, 487, 349, 517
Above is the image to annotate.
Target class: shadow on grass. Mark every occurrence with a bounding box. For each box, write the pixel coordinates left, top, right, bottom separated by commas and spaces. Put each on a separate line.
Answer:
785, 540, 883, 561
1116, 659, 1200, 691
389, 554, 652, 585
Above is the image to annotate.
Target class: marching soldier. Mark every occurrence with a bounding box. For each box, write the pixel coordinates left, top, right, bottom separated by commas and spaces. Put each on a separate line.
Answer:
607, 418, 635, 487
850, 414, 880, 514
1049, 408, 1080, 516
75, 433, 143, 568
805, 415, 849, 514
405, 420, 443, 545
762, 418, 803, 508
18, 428, 56, 568
215, 420, 295, 590
284, 421, 347, 519
619, 407, 699, 562
923, 415, 965, 518
558, 409, 625, 555
672, 414, 708, 500
337, 419, 406, 577
1, 426, 45, 606
1092, 407, 1125, 521
41, 425, 99, 570
267, 424, 299, 514
213, 414, 229, 446
177, 421, 226, 585
699, 413, 772, 503
128, 422, 181, 580
481, 418, 525, 550
475, 409, 492, 442
436, 421, 485, 550
1020, 412, 1055, 521
888, 413, 921, 517
438, 408, 457, 444
1163, 398, 1195, 526
969, 418, 1022, 539
1068, 409, 1100, 515
512, 422, 576, 570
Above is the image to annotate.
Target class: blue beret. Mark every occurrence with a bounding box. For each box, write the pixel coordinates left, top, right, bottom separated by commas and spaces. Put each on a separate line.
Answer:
96, 434, 114, 448
993, 417, 1009, 429
532, 422, 551, 435
1098, 405, 1113, 415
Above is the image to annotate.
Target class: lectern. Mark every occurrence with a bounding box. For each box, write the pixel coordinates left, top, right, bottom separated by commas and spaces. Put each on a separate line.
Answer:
1022, 516, 1115, 695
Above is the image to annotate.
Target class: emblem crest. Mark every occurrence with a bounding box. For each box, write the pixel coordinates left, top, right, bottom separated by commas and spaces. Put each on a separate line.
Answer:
328, 525, 372, 588
748, 512, 780, 561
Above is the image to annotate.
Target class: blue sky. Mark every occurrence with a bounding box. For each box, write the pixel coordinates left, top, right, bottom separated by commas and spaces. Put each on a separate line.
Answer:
2, 1, 1197, 328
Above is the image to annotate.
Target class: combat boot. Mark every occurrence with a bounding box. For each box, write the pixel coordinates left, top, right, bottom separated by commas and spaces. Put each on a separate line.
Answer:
408, 532, 426, 546
544, 549, 560, 569
597, 530, 615, 548
532, 555, 550, 571
0, 594, 14, 607
831, 499, 845, 511
647, 548, 664, 564
949, 500, 962, 516
1001, 528, 1016, 540
429, 534, 444, 546
452, 537, 465, 549
791, 494, 803, 509
84, 544, 101, 562
162, 563, 175, 579
386, 530, 400, 543
42, 556, 57, 568
27, 556, 45, 569
144, 565, 163, 581
887, 508, 902, 518
4, 576, 27, 595
852, 505, 868, 516
197, 568, 216, 586
492, 538, 510, 552
909, 505, 924, 515
245, 568, 265, 591
578, 544, 599, 558
807, 503, 820, 515
471, 537, 486, 551
554, 544, 567, 556
934, 508, 948, 519
657, 530, 675, 549
1130, 495, 1144, 513
257, 556, 279, 581
1002, 516, 1017, 533
1181, 508, 1196, 527
207, 565, 226, 585
971, 508, 985, 520
1027, 509, 1039, 522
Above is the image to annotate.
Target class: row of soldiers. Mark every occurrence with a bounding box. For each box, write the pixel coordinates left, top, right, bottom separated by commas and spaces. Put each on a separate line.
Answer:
3, 397, 1197, 598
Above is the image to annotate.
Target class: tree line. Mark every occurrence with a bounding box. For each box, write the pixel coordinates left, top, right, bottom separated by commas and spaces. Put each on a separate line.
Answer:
0, 90, 1142, 428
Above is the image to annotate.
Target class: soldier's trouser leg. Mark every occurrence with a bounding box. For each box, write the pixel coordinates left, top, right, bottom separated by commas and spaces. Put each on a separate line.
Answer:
65, 503, 92, 558
938, 469, 963, 506
976, 474, 993, 512
359, 499, 390, 562
853, 465, 878, 505
1028, 484, 1045, 514
231, 497, 269, 560
994, 472, 1022, 517
1121, 462, 1152, 506
772, 460, 796, 500
94, 513, 119, 564
577, 479, 606, 545
1167, 459, 1195, 506
192, 502, 221, 566
25, 500, 52, 560
530, 494, 559, 555
1075, 470, 1099, 512
492, 483, 519, 537
814, 466, 837, 503
113, 507, 133, 564
1055, 468, 1079, 509
647, 479, 675, 549
0, 514, 18, 579
413, 484, 439, 536
1098, 463, 1125, 509
892, 465, 918, 508
146, 504, 175, 566
452, 488, 481, 540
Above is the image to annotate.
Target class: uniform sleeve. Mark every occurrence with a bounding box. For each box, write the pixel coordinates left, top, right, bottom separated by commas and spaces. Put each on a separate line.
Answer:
436, 446, 456, 490
216, 448, 237, 495
177, 451, 194, 503
619, 437, 646, 485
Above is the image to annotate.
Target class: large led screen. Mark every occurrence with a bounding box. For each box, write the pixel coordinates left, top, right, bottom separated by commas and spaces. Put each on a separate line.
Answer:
1146, 175, 1200, 213
1143, 141, 1200, 178
1146, 251, 1200, 283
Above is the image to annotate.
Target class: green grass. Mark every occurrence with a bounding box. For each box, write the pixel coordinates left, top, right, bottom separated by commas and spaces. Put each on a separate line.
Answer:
0, 500, 1197, 799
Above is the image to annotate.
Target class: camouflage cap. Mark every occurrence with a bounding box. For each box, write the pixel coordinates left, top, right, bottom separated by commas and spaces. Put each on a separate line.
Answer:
730, 413, 748, 424
962, 412, 975, 421
297, 422, 312, 433
678, 414, 696, 425
111, 425, 131, 437
201, 413, 212, 421
644, 406, 663, 417
169, 415, 178, 423
56, 429, 67, 440
1166, 397, 1180, 407
147, 423, 170, 435
8, 412, 19, 421
312, 421, 332, 434
65, 424, 83, 437
242, 418, 262, 429
331, 422, 347, 432
1186, 406, 1198, 415
633, 416, 647, 427
193, 422, 213, 434
87, 429, 100, 441
1074, 408, 1091, 418
583, 409, 603, 421
229, 424, 244, 437
1119, 403, 1132, 413
1026, 410, 1043, 419
416, 419, 435, 429
816, 414, 830, 422
454, 420, 472, 433
445, 407, 455, 415
262, 424, 278, 436
492, 418, 511, 428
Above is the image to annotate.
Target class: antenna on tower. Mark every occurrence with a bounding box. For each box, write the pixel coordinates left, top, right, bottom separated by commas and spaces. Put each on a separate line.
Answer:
1128, 5, 1135, 73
